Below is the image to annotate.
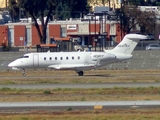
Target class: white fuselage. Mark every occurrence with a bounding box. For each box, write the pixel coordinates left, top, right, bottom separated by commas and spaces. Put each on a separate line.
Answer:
8, 51, 132, 71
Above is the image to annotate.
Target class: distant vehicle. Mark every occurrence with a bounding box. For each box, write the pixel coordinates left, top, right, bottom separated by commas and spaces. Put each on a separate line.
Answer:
146, 44, 160, 50
147, 34, 154, 40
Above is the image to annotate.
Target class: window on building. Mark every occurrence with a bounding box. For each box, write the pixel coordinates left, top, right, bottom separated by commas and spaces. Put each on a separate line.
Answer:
84, 36, 89, 45
61, 27, 66, 38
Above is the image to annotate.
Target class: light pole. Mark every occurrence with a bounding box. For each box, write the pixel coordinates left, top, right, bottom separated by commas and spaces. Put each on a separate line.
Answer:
87, 12, 94, 51
120, 1, 122, 40
93, 12, 98, 51
102, 11, 108, 48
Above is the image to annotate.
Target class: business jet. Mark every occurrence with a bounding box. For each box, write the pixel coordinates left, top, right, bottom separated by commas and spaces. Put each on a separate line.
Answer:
8, 34, 147, 76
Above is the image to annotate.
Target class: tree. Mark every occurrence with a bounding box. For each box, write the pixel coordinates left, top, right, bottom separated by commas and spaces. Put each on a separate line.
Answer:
87, 0, 111, 9
69, 0, 89, 18
137, 10, 156, 34
100, 0, 110, 7
17, 0, 58, 44
8, 0, 19, 22
16, 0, 89, 44
120, 5, 156, 34
126, 0, 160, 6
126, 0, 146, 5
55, 0, 89, 20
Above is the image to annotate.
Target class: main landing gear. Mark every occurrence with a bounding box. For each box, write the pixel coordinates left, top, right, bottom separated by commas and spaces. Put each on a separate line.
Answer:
77, 71, 84, 76
22, 68, 26, 76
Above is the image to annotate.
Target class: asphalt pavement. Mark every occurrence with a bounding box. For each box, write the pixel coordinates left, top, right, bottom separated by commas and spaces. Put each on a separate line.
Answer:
0, 82, 160, 89
0, 101, 159, 112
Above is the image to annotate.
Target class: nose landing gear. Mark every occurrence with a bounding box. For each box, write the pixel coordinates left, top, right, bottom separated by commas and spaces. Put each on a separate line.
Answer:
22, 68, 26, 76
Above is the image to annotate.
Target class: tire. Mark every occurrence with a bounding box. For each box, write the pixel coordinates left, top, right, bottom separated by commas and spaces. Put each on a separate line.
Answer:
78, 71, 84, 76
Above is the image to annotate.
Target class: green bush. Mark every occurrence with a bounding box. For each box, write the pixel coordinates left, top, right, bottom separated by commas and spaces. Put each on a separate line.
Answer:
43, 90, 51, 94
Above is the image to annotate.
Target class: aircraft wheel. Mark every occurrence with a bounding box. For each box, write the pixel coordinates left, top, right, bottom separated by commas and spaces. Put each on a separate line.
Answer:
78, 71, 83, 76
22, 68, 26, 76
22, 73, 26, 76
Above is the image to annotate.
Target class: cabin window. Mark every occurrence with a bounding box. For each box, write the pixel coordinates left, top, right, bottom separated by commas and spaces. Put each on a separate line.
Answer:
44, 57, 46, 60
55, 57, 57, 60
72, 56, 74, 60
60, 57, 63, 60
50, 57, 52, 60
66, 57, 68, 60
78, 56, 80, 60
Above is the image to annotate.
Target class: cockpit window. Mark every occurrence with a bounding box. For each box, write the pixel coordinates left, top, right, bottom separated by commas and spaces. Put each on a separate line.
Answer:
24, 56, 29, 58
21, 56, 29, 58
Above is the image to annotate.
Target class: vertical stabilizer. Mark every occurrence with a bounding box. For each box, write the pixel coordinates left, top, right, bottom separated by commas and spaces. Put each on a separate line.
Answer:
106, 34, 147, 54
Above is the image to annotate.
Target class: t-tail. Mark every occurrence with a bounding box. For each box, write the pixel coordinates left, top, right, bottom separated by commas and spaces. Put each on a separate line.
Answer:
105, 34, 147, 54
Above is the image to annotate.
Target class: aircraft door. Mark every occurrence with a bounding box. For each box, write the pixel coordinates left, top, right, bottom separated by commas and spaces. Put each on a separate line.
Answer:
33, 54, 39, 67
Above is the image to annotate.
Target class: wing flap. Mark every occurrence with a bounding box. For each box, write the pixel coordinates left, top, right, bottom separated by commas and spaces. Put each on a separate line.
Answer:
48, 64, 95, 70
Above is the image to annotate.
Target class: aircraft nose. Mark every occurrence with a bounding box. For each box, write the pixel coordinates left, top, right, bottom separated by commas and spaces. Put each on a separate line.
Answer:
8, 60, 20, 67
8, 62, 15, 67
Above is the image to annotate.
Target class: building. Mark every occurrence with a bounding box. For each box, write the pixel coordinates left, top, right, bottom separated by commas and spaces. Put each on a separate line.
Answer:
0, 0, 7, 8
0, 0, 124, 52
0, 17, 124, 51
89, 0, 121, 10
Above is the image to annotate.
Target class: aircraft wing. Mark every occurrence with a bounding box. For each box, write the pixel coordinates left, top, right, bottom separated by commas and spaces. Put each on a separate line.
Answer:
48, 64, 95, 70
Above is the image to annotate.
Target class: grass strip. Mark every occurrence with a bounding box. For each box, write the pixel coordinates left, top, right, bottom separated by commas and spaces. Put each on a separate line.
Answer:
0, 87, 160, 102
0, 109, 160, 120
0, 87, 160, 94
1, 70, 160, 84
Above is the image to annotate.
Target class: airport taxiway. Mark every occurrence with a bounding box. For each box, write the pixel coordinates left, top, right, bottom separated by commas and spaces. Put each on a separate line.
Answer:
0, 101, 160, 112
0, 82, 160, 89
